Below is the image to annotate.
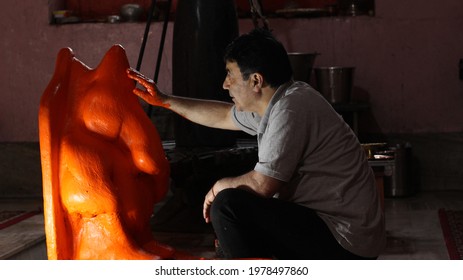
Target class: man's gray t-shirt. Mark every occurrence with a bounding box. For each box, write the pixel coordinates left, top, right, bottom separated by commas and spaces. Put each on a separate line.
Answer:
231, 80, 386, 257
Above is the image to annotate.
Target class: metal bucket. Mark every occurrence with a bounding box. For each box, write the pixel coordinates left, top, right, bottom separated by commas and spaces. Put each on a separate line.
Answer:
314, 66, 355, 104
384, 144, 415, 197
288, 53, 318, 83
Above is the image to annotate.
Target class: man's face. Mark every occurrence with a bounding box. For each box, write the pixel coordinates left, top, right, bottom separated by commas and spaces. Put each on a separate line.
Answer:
223, 61, 255, 112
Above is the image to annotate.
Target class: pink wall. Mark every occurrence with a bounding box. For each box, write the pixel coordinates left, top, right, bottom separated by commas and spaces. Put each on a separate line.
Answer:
269, 1, 463, 135
1, 0, 462, 141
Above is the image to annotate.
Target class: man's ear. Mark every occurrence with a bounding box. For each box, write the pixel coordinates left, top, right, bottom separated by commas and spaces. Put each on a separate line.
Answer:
251, 73, 264, 90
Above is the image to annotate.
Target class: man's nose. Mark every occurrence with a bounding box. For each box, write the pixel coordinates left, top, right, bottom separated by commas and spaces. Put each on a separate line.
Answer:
222, 78, 229, 90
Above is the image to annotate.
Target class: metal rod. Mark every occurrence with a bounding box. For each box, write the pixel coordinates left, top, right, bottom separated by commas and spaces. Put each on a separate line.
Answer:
147, 0, 172, 117
136, 0, 157, 71
153, 0, 172, 83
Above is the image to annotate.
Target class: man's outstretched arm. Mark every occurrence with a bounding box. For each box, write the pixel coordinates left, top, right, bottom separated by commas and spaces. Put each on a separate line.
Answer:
127, 68, 239, 131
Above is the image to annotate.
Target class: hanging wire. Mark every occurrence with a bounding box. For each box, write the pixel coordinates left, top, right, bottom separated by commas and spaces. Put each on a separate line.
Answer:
248, 0, 269, 30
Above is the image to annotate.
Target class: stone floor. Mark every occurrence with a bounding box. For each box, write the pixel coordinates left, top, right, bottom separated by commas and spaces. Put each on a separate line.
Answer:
379, 190, 463, 259
1, 141, 462, 260
1, 190, 463, 260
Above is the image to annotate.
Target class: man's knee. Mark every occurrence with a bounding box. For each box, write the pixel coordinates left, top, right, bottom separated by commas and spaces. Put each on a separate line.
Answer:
210, 188, 252, 224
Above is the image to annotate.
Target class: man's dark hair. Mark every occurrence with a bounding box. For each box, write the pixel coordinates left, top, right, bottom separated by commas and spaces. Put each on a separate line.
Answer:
224, 28, 293, 88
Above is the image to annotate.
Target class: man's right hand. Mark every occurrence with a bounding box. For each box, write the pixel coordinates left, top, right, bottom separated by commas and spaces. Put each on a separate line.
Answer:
127, 68, 170, 108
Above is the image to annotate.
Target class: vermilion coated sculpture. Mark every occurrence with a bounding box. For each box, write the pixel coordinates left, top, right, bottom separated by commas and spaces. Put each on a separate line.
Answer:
39, 45, 189, 259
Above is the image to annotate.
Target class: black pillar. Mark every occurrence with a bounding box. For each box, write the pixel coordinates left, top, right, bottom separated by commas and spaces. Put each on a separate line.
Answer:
172, 0, 239, 148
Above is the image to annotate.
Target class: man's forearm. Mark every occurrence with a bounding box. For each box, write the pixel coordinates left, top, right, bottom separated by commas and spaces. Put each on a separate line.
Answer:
213, 170, 283, 198
164, 95, 238, 130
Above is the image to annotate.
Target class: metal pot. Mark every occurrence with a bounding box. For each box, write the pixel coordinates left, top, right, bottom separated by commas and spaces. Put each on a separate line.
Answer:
314, 66, 355, 104
288, 52, 318, 83
120, 4, 143, 22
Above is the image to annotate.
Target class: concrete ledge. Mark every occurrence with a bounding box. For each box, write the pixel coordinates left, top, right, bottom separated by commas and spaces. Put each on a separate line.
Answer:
0, 214, 46, 260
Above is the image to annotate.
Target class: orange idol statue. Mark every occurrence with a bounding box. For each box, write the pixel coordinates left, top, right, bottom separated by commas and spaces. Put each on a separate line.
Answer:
39, 45, 184, 259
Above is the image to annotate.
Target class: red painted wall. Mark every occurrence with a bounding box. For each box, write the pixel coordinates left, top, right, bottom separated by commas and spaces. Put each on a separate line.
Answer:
0, 0, 462, 141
